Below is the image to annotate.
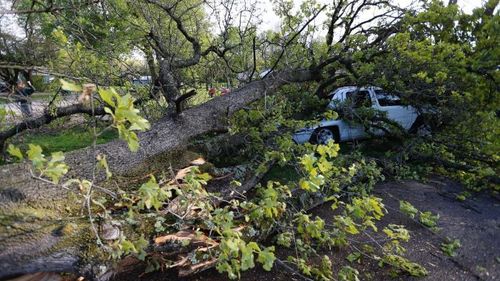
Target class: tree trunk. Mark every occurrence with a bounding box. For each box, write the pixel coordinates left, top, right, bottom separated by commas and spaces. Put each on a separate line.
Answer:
158, 60, 181, 114
0, 68, 319, 278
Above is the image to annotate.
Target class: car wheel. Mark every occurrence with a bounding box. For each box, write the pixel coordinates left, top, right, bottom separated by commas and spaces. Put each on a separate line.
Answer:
314, 128, 337, 145
409, 116, 431, 136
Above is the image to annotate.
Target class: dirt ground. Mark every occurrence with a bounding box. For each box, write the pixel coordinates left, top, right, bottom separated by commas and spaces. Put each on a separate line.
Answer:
111, 177, 500, 281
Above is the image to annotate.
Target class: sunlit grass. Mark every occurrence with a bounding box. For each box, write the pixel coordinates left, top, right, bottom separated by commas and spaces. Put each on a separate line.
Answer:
16, 126, 118, 155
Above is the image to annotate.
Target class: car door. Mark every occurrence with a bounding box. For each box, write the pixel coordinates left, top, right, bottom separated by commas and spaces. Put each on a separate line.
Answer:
344, 89, 372, 140
323, 90, 351, 141
372, 89, 411, 129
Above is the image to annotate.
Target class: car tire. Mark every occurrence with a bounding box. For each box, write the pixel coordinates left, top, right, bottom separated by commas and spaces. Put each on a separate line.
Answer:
409, 116, 431, 136
312, 127, 339, 145
408, 115, 424, 134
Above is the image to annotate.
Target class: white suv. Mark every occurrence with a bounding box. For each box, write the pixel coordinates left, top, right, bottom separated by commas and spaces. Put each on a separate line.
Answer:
293, 86, 418, 144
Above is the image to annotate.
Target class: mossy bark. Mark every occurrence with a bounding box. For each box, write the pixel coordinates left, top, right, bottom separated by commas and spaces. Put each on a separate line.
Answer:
0, 150, 202, 279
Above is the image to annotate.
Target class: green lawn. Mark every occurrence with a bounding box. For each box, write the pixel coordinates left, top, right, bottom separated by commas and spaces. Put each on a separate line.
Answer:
17, 126, 118, 155
0, 92, 55, 103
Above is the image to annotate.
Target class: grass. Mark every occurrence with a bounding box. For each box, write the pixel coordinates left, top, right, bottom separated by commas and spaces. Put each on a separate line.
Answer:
185, 87, 211, 107
17, 126, 118, 155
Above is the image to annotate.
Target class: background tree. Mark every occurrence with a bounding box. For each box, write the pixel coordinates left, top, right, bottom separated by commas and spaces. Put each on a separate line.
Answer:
355, 0, 499, 188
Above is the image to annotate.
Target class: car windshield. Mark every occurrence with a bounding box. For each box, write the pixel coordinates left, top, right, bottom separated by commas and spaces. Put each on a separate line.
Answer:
375, 90, 402, 106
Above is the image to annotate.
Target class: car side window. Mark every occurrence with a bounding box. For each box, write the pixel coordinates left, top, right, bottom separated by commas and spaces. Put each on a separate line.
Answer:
375, 90, 402, 106
345, 90, 371, 108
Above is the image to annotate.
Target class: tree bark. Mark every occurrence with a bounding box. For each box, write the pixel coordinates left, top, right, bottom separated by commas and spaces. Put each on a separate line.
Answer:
0, 68, 319, 279
158, 60, 181, 114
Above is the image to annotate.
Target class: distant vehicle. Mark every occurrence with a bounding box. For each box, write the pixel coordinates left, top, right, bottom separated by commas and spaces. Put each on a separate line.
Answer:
132, 76, 152, 85
0, 81, 9, 93
292, 86, 419, 144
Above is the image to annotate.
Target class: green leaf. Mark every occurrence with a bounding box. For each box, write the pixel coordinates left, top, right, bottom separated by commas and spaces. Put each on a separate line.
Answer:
50, 151, 65, 163
121, 239, 136, 254
40, 151, 69, 184
117, 124, 140, 152
104, 107, 114, 115
300, 154, 317, 173
257, 246, 275, 271
134, 235, 149, 261
299, 178, 315, 192
225, 238, 239, 253
97, 154, 112, 179
7, 144, 23, 160
346, 252, 361, 263
339, 265, 360, 281
98, 88, 118, 107
368, 197, 385, 219
27, 144, 46, 170
324, 110, 339, 120
383, 224, 410, 242
277, 232, 292, 247
240, 242, 257, 270
441, 238, 461, 257
60, 79, 82, 92
317, 158, 333, 173
197, 172, 213, 182
44, 163, 69, 184
138, 176, 168, 210
419, 211, 439, 228
399, 200, 418, 219
316, 140, 339, 158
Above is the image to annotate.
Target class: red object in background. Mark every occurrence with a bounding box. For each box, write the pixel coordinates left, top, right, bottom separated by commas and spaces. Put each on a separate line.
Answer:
208, 87, 216, 97
220, 88, 230, 95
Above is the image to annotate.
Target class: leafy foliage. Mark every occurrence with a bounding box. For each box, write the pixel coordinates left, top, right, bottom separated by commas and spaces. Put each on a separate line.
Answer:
355, 0, 499, 191
7, 144, 23, 161
137, 176, 171, 210
98, 88, 150, 152
399, 200, 440, 229
25, 144, 69, 184
441, 238, 461, 257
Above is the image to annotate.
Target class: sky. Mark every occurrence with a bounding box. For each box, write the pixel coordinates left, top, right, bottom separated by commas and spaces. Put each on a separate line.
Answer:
259, 0, 485, 31
1, 0, 486, 33
0, 0, 487, 46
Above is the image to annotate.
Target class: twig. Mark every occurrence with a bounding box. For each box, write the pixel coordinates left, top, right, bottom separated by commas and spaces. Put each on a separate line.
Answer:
29, 169, 69, 189
275, 258, 314, 281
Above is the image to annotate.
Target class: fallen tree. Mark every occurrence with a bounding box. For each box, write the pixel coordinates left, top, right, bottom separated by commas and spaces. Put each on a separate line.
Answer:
0, 0, 437, 279
0, 68, 320, 279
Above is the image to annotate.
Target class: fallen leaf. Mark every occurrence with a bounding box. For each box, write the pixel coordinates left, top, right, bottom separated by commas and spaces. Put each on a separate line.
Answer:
190, 158, 206, 166
154, 230, 216, 248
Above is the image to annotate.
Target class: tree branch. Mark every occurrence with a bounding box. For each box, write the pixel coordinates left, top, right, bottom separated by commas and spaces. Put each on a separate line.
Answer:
0, 0, 101, 15
145, 0, 202, 68
263, 5, 327, 79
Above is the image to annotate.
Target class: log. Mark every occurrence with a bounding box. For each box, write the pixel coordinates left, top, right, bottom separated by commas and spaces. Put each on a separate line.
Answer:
0, 68, 319, 279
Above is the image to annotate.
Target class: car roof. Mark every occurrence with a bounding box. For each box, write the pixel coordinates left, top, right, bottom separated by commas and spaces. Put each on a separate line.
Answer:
328, 86, 382, 96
